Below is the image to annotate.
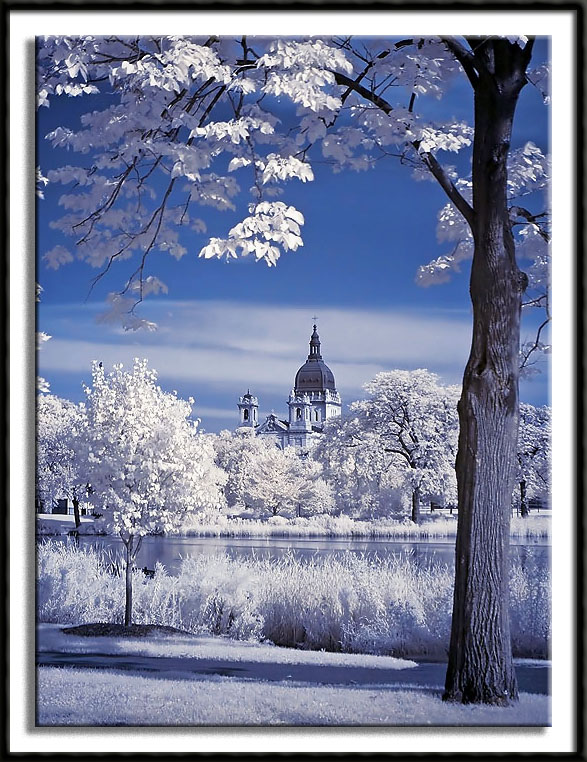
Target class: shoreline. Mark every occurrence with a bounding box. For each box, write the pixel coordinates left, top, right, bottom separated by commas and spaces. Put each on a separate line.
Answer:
36, 512, 552, 541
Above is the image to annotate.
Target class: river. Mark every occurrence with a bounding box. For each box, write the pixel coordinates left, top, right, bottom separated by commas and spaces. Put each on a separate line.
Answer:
45, 533, 550, 575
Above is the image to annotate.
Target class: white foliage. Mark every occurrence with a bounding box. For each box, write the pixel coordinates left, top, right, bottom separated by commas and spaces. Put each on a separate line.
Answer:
97, 294, 158, 332
36, 35, 548, 332
314, 371, 460, 520
37, 376, 51, 394
214, 429, 334, 519
353, 370, 460, 509
507, 142, 550, 197
36, 393, 86, 506
504, 35, 529, 48
527, 63, 551, 105
199, 201, 304, 266
36, 167, 49, 198
416, 143, 550, 289
36, 331, 52, 350
82, 359, 226, 539
515, 403, 551, 503
43, 244, 74, 270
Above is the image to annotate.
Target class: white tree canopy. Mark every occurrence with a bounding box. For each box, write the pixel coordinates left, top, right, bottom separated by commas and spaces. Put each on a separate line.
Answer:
82, 358, 226, 538
516, 402, 551, 503
214, 428, 334, 518
36, 393, 86, 508
353, 369, 460, 507
37, 35, 549, 338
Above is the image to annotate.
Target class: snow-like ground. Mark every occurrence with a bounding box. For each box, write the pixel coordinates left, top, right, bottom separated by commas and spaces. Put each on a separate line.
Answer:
36, 624, 550, 727
37, 623, 417, 669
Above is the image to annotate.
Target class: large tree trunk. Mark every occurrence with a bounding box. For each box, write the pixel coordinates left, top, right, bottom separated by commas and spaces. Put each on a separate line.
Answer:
444, 41, 531, 705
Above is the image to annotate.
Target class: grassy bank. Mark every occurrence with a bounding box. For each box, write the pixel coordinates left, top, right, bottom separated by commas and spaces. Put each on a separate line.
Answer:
37, 512, 551, 540
37, 540, 550, 660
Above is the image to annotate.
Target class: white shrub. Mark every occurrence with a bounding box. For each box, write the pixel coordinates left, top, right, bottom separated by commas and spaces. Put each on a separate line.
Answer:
36, 541, 550, 659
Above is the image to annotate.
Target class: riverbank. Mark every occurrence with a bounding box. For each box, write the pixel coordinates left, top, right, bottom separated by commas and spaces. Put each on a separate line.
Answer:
37, 540, 550, 659
36, 511, 551, 540
36, 624, 550, 726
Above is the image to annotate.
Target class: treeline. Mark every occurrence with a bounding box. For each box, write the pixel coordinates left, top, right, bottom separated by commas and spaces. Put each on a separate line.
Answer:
37, 363, 551, 529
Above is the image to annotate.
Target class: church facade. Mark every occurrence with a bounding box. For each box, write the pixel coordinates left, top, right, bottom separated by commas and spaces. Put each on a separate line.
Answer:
237, 325, 342, 450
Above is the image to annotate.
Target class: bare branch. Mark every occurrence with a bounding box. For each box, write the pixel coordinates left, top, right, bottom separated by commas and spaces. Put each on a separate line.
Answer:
520, 315, 551, 371
509, 206, 550, 242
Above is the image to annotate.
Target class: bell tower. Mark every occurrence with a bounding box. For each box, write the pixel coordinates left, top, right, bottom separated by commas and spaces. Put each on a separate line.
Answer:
237, 390, 258, 428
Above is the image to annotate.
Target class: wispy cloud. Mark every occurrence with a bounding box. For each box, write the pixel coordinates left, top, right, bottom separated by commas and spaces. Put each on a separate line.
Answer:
39, 299, 472, 397
38, 298, 549, 431
192, 405, 239, 421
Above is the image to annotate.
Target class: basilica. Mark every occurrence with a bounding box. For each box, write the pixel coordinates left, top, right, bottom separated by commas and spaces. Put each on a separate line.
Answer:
237, 324, 341, 450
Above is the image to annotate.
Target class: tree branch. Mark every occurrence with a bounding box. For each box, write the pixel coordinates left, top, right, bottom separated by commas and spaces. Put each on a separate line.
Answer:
440, 37, 479, 89
422, 152, 476, 228
520, 315, 550, 371
509, 206, 550, 242
333, 71, 476, 228
333, 71, 394, 115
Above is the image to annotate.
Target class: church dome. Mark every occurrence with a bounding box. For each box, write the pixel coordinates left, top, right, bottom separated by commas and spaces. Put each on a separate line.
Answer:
294, 325, 337, 393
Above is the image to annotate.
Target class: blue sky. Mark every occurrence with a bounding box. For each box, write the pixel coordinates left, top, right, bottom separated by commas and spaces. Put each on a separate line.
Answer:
36, 37, 550, 432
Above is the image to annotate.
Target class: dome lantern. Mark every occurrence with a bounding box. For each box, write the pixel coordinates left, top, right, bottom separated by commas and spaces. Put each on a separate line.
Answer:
294, 325, 337, 393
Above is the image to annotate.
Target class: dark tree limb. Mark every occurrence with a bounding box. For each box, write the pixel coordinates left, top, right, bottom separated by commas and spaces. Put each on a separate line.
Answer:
332, 71, 475, 228
440, 37, 479, 89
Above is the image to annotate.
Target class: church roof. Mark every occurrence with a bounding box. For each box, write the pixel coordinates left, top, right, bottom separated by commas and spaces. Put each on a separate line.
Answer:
294, 325, 337, 393
256, 414, 289, 434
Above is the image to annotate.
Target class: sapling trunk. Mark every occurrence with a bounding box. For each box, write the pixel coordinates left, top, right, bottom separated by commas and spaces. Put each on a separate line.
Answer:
122, 534, 142, 627
411, 485, 421, 524
124, 536, 134, 627
520, 479, 529, 518
72, 496, 81, 530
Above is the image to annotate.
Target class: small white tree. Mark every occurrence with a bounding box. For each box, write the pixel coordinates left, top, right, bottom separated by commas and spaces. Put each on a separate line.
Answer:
243, 445, 304, 518
215, 429, 334, 518
83, 359, 226, 625
213, 428, 261, 512
353, 370, 460, 523
314, 414, 405, 519
516, 403, 551, 517
36, 393, 87, 527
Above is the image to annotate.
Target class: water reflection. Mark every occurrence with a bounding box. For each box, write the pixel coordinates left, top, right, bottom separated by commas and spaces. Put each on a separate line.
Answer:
43, 534, 550, 576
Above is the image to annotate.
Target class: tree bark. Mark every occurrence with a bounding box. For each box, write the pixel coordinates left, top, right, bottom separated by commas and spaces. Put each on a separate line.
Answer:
124, 535, 134, 627
444, 40, 532, 705
411, 485, 421, 524
72, 496, 81, 530
520, 479, 529, 518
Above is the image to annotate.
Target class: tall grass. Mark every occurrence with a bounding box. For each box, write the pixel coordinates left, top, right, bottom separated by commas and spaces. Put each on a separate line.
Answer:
179, 513, 550, 541
37, 541, 550, 660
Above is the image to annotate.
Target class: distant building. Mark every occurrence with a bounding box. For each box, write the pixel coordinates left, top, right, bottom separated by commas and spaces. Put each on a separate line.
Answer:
238, 324, 342, 450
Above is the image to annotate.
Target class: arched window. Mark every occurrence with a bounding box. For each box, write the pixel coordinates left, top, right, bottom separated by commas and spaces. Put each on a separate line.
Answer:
243, 409, 249, 421
296, 408, 302, 420
315, 410, 319, 421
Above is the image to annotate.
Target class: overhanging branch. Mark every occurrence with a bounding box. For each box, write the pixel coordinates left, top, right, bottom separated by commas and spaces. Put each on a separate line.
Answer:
440, 37, 479, 89
421, 152, 475, 228
332, 71, 475, 229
